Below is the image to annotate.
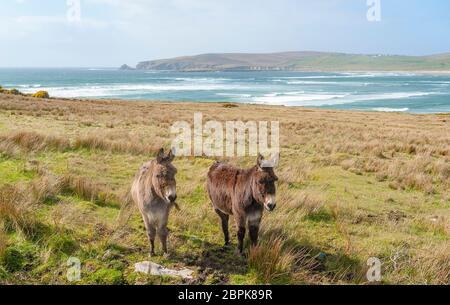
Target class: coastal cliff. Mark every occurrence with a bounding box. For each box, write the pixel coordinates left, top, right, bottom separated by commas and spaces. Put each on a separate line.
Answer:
123, 51, 450, 72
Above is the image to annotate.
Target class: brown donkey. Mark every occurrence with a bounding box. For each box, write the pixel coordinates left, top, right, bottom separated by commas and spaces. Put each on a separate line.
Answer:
207, 154, 279, 254
131, 148, 177, 256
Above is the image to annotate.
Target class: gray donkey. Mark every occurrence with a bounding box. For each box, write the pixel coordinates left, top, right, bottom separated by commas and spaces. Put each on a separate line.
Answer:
131, 148, 177, 256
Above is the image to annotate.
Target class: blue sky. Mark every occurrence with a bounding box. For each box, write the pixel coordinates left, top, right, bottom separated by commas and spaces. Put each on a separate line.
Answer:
1, 0, 450, 67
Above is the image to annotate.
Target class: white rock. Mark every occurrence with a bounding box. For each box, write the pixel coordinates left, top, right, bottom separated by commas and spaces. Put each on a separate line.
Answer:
134, 261, 194, 279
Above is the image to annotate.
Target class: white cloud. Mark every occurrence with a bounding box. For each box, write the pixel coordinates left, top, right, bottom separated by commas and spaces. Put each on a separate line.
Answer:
2, 0, 447, 67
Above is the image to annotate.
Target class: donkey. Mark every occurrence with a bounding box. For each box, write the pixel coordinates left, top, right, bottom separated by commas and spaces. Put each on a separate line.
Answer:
207, 154, 279, 254
131, 148, 177, 256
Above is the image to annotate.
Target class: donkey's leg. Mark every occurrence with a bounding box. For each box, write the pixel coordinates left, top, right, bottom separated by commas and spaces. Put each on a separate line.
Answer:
237, 226, 246, 254
235, 216, 246, 254
142, 214, 156, 256
157, 224, 169, 255
215, 209, 230, 246
157, 209, 171, 256
248, 219, 261, 247
148, 226, 157, 256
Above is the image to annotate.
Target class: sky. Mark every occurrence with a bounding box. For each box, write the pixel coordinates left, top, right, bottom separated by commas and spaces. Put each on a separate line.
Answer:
1, 0, 450, 67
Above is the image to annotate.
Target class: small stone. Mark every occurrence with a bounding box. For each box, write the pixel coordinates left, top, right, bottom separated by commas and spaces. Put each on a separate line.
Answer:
134, 261, 194, 279
102, 250, 112, 261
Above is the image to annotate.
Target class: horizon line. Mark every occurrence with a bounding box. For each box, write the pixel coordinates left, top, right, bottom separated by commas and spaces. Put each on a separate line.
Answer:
1, 50, 450, 69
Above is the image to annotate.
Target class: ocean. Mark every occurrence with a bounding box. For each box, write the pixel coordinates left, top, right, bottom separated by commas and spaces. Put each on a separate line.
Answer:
1, 68, 449, 113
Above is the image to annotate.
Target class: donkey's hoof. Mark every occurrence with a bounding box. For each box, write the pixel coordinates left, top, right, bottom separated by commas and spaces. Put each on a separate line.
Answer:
149, 252, 157, 258
235, 249, 247, 258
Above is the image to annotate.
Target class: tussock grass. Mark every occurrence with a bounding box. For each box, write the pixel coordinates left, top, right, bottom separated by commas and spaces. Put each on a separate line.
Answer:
0, 140, 21, 158
248, 235, 323, 284
248, 236, 295, 284
73, 135, 162, 156
297, 191, 325, 216
0, 131, 69, 153
0, 225, 7, 258
0, 185, 40, 237
275, 188, 326, 221
415, 244, 450, 284
58, 174, 119, 207
0, 130, 167, 157
29, 175, 61, 204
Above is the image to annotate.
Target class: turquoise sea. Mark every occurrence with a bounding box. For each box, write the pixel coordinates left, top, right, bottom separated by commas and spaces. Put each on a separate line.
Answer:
1, 68, 449, 113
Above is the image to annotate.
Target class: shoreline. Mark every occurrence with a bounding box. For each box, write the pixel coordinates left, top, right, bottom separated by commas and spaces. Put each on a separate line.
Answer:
36, 95, 450, 115
2, 93, 449, 116
82, 98, 450, 115
2, 67, 450, 115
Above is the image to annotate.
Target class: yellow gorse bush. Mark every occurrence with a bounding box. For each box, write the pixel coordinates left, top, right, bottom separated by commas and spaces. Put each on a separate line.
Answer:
32, 91, 50, 99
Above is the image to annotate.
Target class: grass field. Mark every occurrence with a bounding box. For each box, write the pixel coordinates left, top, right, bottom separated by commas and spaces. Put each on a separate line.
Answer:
0, 93, 449, 285
290, 53, 450, 72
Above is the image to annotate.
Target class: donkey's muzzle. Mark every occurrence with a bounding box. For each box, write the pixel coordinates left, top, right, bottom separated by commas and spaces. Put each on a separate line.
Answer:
265, 194, 276, 212
266, 203, 276, 212
168, 194, 177, 203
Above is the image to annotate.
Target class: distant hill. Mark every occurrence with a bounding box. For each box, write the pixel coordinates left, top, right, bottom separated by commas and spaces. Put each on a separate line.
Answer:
125, 51, 450, 72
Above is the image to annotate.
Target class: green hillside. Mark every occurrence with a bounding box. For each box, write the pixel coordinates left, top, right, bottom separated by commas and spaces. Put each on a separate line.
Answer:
131, 51, 450, 72
289, 53, 450, 71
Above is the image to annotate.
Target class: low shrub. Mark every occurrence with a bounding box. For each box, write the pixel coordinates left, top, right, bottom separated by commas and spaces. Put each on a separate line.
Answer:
90, 268, 124, 285
0, 88, 22, 95
1, 243, 37, 273
8, 89, 21, 95
1, 247, 24, 272
47, 234, 78, 255
32, 91, 50, 99
222, 103, 239, 108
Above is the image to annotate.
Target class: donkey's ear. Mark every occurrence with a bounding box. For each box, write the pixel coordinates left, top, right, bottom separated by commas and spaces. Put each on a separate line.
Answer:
269, 152, 280, 168
257, 154, 265, 168
156, 148, 165, 164
167, 148, 175, 162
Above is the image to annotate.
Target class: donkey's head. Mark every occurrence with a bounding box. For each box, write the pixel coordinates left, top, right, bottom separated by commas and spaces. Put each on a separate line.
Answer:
152, 148, 177, 204
252, 154, 279, 212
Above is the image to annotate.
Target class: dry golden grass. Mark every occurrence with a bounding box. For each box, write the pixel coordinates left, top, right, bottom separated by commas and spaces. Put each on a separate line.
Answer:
248, 236, 295, 284
57, 174, 118, 206
29, 175, 61, 204
414, 244, 450, 284
24, 160, 121, 208
0, 93, 449, 284
73, 135, 162, 156
0, 131, 70, 153
0, 184, 39, 237
0, 225, 6, 258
